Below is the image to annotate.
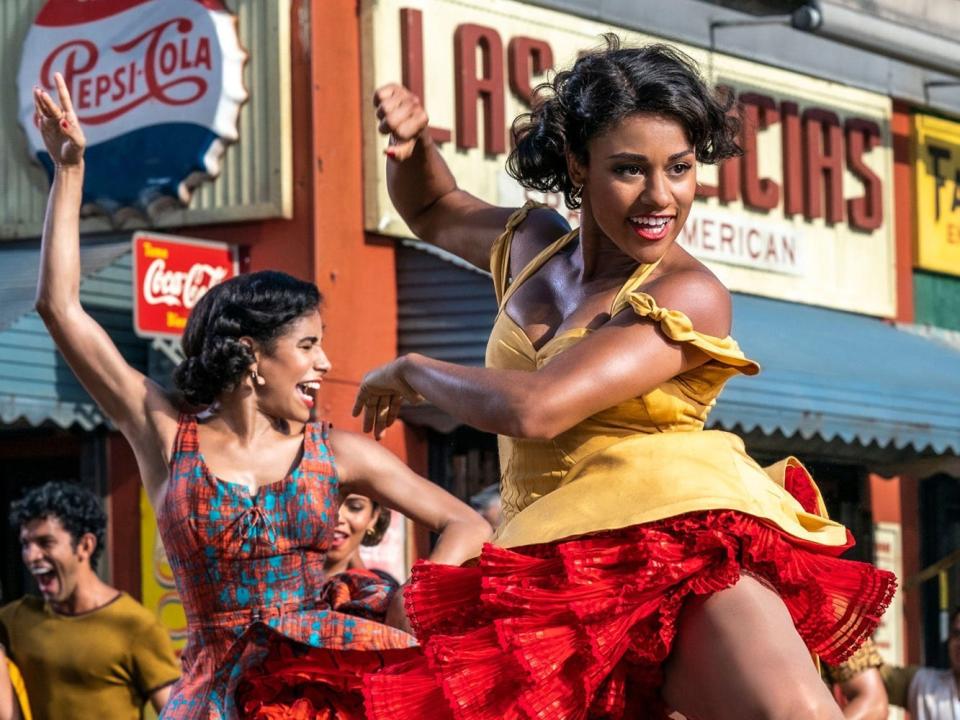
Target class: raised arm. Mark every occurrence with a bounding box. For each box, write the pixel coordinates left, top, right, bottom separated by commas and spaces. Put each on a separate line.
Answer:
374, 83, 517, 270
33, 74, 177, 503
354, 271, 733, 440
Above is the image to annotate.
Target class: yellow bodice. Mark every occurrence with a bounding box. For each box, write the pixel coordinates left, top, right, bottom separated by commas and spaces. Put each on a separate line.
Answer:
487, 203, 848, 550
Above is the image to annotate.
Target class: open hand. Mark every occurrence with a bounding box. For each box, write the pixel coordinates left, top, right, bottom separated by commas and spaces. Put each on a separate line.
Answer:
373, 83, 428, 162
33, 72, 85, 167
352, 358, 422, 440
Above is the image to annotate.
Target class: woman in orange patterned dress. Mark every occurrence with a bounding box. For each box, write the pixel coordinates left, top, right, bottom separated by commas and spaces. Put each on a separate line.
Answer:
31, 72, 490, 720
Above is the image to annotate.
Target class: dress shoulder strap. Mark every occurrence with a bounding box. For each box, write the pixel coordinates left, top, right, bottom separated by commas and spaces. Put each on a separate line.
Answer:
490, 201, 548, 305
171, 413, 199, 457
302, 420, 338, 480
617, 290, 761, 375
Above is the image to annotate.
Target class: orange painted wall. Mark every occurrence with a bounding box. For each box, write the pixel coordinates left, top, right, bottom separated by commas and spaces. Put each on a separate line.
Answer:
307, 0, 407, 461
107, 433, 143, 599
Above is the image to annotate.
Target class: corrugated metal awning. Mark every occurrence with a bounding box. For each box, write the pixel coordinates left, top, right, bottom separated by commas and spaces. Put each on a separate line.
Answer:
0, 240, 150, 430
712, 295, 960, 455
397, 244, 960, 457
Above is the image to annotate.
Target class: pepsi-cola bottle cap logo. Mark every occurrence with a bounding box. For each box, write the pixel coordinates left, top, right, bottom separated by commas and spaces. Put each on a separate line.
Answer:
17, 0, 247, 218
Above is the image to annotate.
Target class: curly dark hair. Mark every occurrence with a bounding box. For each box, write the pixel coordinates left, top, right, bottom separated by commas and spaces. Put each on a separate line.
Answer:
507, 35, 742, 209
362, 502, 392, 547
173, 271, 322, 407
10, 481, 107, 566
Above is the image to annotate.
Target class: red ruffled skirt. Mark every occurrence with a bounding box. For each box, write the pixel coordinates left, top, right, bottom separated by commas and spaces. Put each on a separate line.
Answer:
237, 639, 418, 719
363, 509, 896, 720
234, 569, 418, 719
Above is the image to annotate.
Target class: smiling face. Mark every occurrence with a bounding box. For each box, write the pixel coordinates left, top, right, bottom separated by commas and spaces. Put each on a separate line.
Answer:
20, 515, 91, 606
251, 309, 332, 423
327, 494, 380, 567
573, 112, 697, 265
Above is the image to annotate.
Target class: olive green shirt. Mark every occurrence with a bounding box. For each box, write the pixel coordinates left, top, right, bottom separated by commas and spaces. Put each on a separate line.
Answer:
0, 593, 180, 720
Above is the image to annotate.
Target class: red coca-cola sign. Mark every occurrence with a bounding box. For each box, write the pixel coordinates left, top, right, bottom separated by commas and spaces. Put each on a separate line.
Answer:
133, 232, 238, 338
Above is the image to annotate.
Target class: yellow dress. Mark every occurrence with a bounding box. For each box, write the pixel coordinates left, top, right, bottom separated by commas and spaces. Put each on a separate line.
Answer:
487, 203, 847, 551
364, 203, 896, 720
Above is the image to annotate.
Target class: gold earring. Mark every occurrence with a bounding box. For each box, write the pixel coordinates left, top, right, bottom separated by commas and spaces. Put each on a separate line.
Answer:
365, 528, 375, 537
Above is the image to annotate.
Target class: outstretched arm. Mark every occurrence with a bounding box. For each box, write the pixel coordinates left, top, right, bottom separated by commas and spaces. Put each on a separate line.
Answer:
374, 83, 517, 270
330, 429, 491, 632
354, 272, 732, 440
33, 74, 177, 503
331, 429, 491, 567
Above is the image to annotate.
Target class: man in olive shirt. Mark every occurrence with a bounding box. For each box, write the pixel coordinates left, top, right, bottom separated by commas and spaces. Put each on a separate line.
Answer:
0, 482, 179, 720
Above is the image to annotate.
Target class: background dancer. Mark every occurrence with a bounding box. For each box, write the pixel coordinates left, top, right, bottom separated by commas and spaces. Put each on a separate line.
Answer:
321, 495, 403, 625
357, 38, 895, 720
0, 482, 178, 720
32, 73, 489, 720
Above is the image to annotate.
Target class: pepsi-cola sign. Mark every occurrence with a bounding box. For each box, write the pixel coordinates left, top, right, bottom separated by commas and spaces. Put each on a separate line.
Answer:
17, 0, 247, 216
133, 232, 238, 338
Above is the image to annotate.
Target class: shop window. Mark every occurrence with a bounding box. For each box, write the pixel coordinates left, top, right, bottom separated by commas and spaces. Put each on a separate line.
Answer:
427, 426, 500, 503
920, 474, 960, 667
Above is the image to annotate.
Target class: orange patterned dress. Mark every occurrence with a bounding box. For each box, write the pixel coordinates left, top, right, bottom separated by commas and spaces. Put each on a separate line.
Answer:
157, 415, 417, 719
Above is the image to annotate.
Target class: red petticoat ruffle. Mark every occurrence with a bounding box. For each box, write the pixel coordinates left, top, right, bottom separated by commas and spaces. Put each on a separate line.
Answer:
363, 510, 896, 720
237, 639, 419, 719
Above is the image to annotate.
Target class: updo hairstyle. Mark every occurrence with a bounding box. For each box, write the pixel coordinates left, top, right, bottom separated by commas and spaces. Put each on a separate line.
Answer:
173, 271, 322, 407
362, 502, 392, 547
507, 35, 742, 209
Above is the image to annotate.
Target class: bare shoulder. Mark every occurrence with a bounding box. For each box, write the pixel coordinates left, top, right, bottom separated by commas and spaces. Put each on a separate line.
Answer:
641, 264, 732, 338
508, 207, 572, 273
326, 427, 381, 479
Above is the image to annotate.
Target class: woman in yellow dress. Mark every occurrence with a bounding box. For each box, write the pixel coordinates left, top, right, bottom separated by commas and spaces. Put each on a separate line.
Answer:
357, 38, 895, 719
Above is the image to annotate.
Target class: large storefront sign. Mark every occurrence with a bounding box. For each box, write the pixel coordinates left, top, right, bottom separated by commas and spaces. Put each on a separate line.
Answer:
361, 0, 896, 317
914, 114, 960, 277
133, 232, 237, 338
17, 0, 247, 215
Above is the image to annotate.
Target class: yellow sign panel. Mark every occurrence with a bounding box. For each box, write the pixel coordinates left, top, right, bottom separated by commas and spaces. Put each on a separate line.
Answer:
915, 114, 960, 276
140, 489, 187, 656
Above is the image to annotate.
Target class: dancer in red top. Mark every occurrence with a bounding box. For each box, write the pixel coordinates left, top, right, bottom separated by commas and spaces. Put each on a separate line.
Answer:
31, 73, 490, 720
357, 38, 894, 719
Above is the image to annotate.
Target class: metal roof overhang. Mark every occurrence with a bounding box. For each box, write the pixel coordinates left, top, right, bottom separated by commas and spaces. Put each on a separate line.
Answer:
0, 239, 150, 430
713, 294, 960, 456
397, 243, 960, 459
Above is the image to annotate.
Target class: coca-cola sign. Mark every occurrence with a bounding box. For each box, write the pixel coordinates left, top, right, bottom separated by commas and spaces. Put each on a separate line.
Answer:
17, 0, 247, 216
133, 232, 238, 338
